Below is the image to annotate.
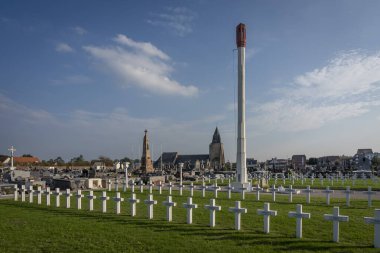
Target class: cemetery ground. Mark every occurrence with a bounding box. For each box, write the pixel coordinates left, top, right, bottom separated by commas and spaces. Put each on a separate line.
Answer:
0, 188, 379, 253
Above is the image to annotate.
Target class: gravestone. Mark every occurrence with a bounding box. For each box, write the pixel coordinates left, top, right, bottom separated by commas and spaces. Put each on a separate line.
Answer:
183, 197, 198, 224
144, 194, 157, 219
113, 192, 124, 214
100, 191, 110, 213
76, 190, 84, 210
228, 201, 247, 230
364, 209, 380, 248
129, 179, 135, 193
286, 185, 297, 203
114, 178, 119, 192
63, 189, 72, 208
122, 179, 127, 192
28, 186, 34, 203
128, 193, 140, 216
288, 204, 311, 238
344, 186, 352, 207
364, 186, 376, 207
178, 182, 184, 196
209, 183, 221, 199
252, 184, 263, 201
163, 195, 177, 222
322, 186, 334, 205
107, 179, 112, 191
324, 206, 349, 242
157, 181, 163, 195
147, 181, 154, 194
14, 185, 18, 201
87, 190, 96, 211
269, 185, 277, 202
302, 186, 313, 204
199, 182, 207, 198
139, 181, 144, 193
44, 187, 51, 206
167, 182, 173, 195
36, 186, 42, 205
204, 199, 221, 227
257, 202, 277, 234
53, 188, 62, 207
21, 185, 26, 202
189, 182, 195, 197
226, 184, 233, 199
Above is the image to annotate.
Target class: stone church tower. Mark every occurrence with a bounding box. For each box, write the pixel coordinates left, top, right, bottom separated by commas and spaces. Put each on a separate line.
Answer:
209, 127, 225, 170
140, 130, 154, 174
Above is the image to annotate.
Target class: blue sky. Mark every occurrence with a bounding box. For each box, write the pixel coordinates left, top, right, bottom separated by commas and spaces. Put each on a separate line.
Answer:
1, 0, 380, 162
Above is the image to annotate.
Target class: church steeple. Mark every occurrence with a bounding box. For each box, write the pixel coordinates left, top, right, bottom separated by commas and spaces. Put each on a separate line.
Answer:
141, 129, 154, 174
212, 127, 221, 143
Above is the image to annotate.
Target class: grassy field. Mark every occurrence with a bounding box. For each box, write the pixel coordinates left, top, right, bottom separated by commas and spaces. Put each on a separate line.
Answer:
0, 188, 379, 253
184, 178, 380, 191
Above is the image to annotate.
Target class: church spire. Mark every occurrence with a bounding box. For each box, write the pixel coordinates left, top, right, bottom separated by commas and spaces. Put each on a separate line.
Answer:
212, 127, 221, 143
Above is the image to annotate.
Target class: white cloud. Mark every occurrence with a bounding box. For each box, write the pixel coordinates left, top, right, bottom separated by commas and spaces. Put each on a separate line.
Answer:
253, 50, 380, 132
147, 7, 196, 37
83, 35, 198, 97
56, 42, 74, 53
73, 26, 87, 35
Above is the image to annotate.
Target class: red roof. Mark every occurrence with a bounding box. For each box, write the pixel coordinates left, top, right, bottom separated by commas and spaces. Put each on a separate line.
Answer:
14, 157, 40, 164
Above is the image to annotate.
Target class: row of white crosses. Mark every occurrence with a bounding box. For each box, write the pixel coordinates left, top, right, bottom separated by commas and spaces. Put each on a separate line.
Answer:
13, 185, 380, 247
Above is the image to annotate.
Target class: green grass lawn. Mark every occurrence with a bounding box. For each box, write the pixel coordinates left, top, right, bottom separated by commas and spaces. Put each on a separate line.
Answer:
184, 178, 380, 191
1, 188, 379, 253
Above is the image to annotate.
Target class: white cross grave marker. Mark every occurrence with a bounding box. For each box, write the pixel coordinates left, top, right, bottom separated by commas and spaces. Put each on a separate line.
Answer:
303, 186, 313, 204
364, 186, 376, 207
324, 206, 349, 242
28, 185, 34, 203
209, 183, 221, 199
228, 201, 247, 230
147, 181, 154, 194
129, 179, 135, 193
288, 204, 311, 238
36, 186, 42, 205
114, 178, 119, 191
199, 182, 207, 198
269, 185, 277, 202
226, 184, 233, 199
122, 179, 127, 192
364, 209, 380, 248
257, 202, 278, 234
157, 181, 163, 195
167, 182, 173, 195
183, 197, 198, 224
14, 185, 18, 201
100, 191, 110, 213
113, 192, 124, 214
87, 190, 96, 211
178, 182, 184, 196
21, 185, 26, 202
64, 189, 72, 208
139, 181, 144, 193
163, 195, 177, 222
189, 182, 195, 197
344, 186, 352, 207
128, 193, 140, 216
252, 184, 263, 201
44, 187, 51, 206
144, 194, 157, 219
204, 199, 221, 227
53, 188, 62, 207
108, 179, 112, 191
76, 190, 84, 210
322, 186, 334, 205
286, 185, 297, 203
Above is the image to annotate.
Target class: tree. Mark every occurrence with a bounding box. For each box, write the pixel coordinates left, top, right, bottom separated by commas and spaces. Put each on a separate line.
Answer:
70, 154, 90, 166
22, 154, 33, 157
54, 157, 65, 165
307, 158, 318, 165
